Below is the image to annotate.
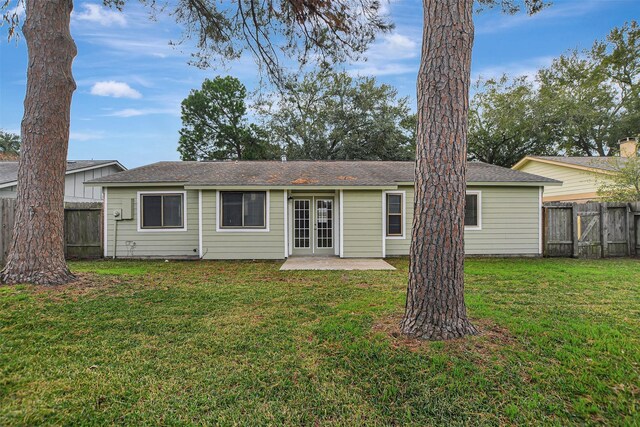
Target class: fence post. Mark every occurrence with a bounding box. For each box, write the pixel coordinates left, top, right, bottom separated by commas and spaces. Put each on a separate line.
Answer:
572, 204, 579, 258
600, 203, 608, 258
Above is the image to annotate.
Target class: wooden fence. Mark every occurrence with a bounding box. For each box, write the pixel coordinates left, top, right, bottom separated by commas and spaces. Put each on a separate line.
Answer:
544, 201, 640, 258
0, 199, 102, 266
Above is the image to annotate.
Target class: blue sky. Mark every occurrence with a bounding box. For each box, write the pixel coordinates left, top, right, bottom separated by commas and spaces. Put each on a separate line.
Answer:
0, 0, 638, 168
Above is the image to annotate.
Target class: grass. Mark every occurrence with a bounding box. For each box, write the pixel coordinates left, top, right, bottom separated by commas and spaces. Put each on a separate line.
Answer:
0, 257, 639, 426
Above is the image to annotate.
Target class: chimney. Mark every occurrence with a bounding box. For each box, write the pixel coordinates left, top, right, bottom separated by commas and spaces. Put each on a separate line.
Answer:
619, 137, 638, 158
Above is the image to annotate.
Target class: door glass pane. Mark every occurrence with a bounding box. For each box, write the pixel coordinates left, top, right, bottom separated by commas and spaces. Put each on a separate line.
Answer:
294, 200, 310, 248
244, 192, 265, 227
316, 199, 333, 248
222, 192, 243, 227
142, 195, 162, 227
465, 194, 478, 226
163, 195, 183, 227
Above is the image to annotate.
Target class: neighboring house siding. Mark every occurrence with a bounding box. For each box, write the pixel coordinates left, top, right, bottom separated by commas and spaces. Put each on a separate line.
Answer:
0, 187, 16, 198
342, 190, 383, 257
385, 185, 413, 256
386, 185, 541, 256
65, 165, 122, 201
518, 161, 603, 202
105, 187, 199, 258
201, 190, 285, 260
0, 164, 122, 202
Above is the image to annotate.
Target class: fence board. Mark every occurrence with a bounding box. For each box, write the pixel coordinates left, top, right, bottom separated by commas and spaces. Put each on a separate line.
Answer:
0, 199, 16, 266
0, 201, 102, 266
544, 201, 640, 258
545, 206, 573, 257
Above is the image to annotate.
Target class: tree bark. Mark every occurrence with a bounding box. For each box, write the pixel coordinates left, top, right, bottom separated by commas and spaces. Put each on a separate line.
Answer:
1, 0, 77, 285
400, 0, 478, 340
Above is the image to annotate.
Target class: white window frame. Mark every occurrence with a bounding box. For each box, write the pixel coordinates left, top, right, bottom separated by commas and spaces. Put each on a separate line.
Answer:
464, 190, 482, 231
137, 190, 188, 232
216, 190, 270, 233
383, 190, 406, 240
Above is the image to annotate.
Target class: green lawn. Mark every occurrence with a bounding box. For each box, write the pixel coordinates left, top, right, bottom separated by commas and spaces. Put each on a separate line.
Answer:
1, 258, 639, 426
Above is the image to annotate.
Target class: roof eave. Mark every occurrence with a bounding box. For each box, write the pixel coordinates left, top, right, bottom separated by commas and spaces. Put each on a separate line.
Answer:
512, 156, 614, 175
85, 181, 187, 187
467, 181, 562, 187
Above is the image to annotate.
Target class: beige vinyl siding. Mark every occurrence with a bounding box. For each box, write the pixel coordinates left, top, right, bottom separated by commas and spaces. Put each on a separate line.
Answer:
385, 186, 413, 256
518, 161, 605, 201
342, 190, 383, 257
201, 190, 285, 259
105, 187, 199, 258
465, 186, 540, 255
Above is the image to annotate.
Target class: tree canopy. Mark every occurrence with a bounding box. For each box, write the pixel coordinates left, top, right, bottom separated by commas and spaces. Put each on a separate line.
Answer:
469, 20, 640, 165
0, 129, 20, 156
260, 70, 416, 160
178, 76, 279, 160
468, 77, 555, 167
596, 156, 640, 202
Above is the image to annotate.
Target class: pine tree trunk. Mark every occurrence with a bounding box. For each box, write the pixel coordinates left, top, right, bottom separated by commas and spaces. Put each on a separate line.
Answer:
400, 0, 478, 340
0, 0, 77, 285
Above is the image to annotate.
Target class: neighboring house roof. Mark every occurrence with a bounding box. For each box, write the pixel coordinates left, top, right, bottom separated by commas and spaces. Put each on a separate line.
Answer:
0, 160, 126, 188
512, 156, 630, 173
87, 160, 560, 187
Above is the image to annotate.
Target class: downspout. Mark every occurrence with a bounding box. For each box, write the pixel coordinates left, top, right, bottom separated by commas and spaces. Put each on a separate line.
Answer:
113, 219, 118, 259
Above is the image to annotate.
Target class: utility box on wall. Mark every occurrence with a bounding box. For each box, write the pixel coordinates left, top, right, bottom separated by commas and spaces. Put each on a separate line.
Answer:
122, 198, 134, 220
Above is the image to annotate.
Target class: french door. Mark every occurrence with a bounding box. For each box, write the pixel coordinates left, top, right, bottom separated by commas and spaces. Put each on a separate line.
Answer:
292, 197, 334, 256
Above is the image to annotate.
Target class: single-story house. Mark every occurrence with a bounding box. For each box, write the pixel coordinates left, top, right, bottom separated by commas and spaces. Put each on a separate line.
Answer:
87, 160, 560, 259
0, 160, 126, 202
512, 138, 638, 203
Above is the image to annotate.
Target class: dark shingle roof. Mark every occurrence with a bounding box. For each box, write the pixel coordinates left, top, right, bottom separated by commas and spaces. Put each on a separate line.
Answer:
526, 156, 630, 172
87, 161, 559, 186
0, 160, 124, 186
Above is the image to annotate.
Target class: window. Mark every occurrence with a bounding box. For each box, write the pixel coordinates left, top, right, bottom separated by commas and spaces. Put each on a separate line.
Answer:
386, 193, 403, 236
465, 192, 481, 229
221, 191, 266, 228
140, 193, 184, 229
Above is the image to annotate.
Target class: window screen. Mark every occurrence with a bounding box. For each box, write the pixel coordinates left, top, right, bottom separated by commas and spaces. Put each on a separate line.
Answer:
221, 191, 266, 228
465, 194, 479, 227
141, 194, 183, 228
386, 193, 403, 236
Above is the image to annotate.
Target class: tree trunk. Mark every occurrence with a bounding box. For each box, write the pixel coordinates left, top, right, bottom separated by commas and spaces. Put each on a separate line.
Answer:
400, 0, 478, 340
1, 0, 77, 285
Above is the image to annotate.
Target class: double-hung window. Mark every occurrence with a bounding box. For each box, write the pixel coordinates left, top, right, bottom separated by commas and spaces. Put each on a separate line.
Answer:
386, 193, 403, 237
221, 191, 266, 228
464, 192, 481, 229
140, 193, 184, 229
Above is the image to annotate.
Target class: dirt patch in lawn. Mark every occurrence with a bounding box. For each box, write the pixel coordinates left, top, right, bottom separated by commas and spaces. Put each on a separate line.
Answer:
30, 272, 127, 298
372, 314, 517, 361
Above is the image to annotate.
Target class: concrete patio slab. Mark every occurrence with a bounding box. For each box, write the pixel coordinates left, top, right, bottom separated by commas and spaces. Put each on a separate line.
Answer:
280, 257, 396, 271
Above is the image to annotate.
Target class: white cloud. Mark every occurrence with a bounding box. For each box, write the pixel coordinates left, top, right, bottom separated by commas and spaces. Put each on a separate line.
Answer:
347, 31, 419, 77
74, 3, 127, 27
8, 1, 26, 20
475, 0, 602, 35
83, 34, 179, 59
349, 63, 416, 77
106, 107, 177, 118
90, 81, 142, 99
